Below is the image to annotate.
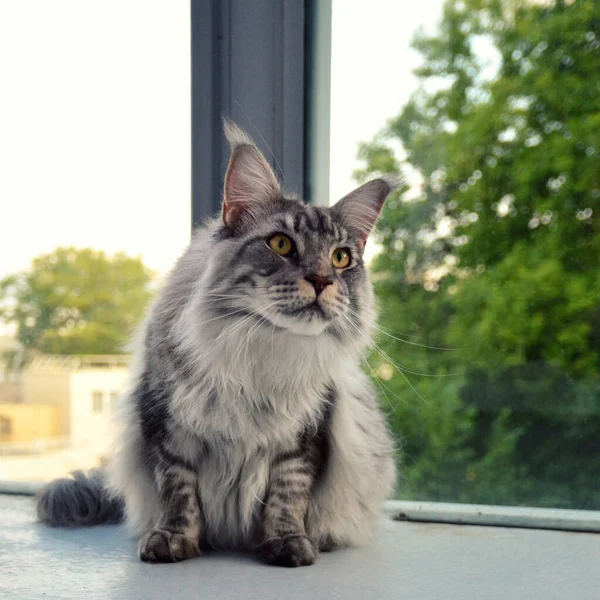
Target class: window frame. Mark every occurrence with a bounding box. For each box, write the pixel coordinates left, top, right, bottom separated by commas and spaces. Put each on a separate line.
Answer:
1, 0, 599, 536
190, 0, 332, 228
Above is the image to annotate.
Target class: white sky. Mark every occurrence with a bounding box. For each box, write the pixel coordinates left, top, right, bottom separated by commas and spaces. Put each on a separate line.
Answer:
330, 0, 444, 202
0, 0, 444, 282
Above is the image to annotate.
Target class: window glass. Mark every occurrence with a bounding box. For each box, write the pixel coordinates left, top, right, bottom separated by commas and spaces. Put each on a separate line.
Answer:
0, 1, 190, 482
330, 0, 599, 510
0, 417, 12, 437
92, 391, 104, 414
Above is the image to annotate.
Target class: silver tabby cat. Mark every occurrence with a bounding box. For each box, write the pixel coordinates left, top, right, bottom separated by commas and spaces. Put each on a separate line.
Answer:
36, 122, 397, 567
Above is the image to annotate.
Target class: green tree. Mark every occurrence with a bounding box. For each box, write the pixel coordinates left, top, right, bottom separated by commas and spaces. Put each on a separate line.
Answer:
358, 0, 600, 508
0, 248, 154, 355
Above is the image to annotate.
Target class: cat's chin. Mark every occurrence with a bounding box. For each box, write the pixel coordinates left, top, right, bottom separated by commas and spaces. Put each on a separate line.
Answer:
260, 311, 330, 337
286, 319, 329, 337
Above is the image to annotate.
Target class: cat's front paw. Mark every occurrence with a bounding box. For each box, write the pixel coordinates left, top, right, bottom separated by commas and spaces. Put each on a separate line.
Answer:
319, 535, 338, 553
260, 533, 317, 567
138, 528, 200, 563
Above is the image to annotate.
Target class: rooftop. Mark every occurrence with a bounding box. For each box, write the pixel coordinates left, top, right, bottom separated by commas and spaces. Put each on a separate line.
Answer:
26, 354, 131, 372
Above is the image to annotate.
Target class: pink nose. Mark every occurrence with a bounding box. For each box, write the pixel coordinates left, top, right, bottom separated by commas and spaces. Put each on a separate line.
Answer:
304, 274, 333, 296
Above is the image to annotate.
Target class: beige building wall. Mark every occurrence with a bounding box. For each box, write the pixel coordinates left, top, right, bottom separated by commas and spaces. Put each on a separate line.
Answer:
0, 356, 131, 481
21, 370, 71, 436
0, 404, 60, 443
69, 368, 128, 454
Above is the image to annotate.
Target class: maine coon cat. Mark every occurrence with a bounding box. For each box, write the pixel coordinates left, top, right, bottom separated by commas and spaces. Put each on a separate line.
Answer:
36, 122, 397, 567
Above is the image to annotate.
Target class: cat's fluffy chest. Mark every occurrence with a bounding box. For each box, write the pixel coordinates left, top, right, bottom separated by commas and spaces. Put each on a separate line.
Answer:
170, 378, 326, 448
169, 325, 342, 445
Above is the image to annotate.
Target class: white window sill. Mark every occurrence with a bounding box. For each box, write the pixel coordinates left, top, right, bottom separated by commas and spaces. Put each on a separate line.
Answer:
3, 479, 599, 532
1, 494, 598, 599
384, 500, 600, 533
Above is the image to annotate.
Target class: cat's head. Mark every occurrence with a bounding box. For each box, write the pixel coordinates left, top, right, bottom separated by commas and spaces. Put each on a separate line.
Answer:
204, 122, 397, 343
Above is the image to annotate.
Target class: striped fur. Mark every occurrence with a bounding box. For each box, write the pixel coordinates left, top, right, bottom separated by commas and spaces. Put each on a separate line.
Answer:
38, 123, 398, 567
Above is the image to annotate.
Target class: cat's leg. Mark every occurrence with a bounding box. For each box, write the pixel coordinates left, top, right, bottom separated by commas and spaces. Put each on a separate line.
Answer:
305, 381, 397, 550
138, 458, 202, 563
259, 450, 318, 567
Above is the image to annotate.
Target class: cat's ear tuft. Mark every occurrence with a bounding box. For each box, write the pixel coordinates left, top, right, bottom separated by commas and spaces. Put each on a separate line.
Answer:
331, 176, 402, 248
222, 120, 281, 227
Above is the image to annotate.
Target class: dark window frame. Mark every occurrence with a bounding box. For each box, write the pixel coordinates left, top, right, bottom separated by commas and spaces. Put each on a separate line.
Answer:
190, 0, 332, 228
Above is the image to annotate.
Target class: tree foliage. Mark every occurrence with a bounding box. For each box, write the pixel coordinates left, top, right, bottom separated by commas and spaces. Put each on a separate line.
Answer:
0, 248, 154, 355
358, 0, 600, 508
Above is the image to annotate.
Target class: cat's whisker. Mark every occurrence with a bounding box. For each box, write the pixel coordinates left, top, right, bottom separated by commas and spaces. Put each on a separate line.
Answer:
195, 301, 279, 365
190, 306, 257, 328
361, 352, 401, 415
194, 312, 256, 364
226, 303, 279, 376
369, 341, 462, 378
344, 304, 456, 351
147, 295, 246, 320
341, 306, 460, 376
366, 343, 432, 406
337, 311, 431, 406
374, 322, 423, 338
202, 291, 271, 299
152, 292, 271, 317
334, 317, 402, 415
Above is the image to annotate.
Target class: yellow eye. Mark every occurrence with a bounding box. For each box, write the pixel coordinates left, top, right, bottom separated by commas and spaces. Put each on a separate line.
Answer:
268, 234, 293, 256
332, 248, 351, 269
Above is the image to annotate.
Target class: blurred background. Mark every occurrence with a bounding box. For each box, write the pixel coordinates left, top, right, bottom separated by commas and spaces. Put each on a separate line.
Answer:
0, 0, 598, 511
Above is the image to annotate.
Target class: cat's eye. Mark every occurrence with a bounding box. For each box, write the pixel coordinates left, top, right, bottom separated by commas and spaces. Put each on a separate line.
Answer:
332, 248, 351, 269
268, 234, 294, 256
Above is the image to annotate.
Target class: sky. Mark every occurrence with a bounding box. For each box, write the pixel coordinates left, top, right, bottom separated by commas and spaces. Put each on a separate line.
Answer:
0, 0, 445, 282
330, 0, 444, 202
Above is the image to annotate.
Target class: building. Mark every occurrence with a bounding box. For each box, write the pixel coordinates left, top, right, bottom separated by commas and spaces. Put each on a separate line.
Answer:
0, 355, 130, 457
0, 335, 25, 404
0, 404, 59, 445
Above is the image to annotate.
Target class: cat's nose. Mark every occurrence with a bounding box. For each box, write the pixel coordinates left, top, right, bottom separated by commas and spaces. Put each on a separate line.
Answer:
304, 274, 333, 296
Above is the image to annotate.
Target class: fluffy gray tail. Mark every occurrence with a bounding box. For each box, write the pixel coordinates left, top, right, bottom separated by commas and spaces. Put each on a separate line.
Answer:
36, 469, 124, 527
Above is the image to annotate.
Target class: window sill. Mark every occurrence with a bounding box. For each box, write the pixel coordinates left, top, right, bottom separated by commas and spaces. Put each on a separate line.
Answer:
1, 494, 598, 599
383, 500, 600, 533
3, 479, 599, 533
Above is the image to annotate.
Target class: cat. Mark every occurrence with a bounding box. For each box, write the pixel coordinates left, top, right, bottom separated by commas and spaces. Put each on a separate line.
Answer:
36, 121, 397, 567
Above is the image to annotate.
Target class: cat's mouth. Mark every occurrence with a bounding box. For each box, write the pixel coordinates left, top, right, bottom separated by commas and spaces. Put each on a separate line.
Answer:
252, 297, 337, 336
276, 299, 333, 321
286, 301, 327, 318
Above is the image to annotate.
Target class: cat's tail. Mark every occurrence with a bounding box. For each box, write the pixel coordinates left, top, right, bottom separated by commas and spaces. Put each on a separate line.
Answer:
36, 468, 124, 527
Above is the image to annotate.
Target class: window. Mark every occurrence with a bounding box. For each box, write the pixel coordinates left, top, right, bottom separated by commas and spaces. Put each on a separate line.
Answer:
330, 0, 599, 510
0, 0, 596, 520
0, 9, 598, 598
0, 1, 189, 482
92, 392, 104, 414
110, 392, 119, 412
0, 417, 11, 436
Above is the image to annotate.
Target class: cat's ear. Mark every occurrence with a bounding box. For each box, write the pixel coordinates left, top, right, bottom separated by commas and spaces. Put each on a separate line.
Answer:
331, 177, 401, 248
222, 121, 281, 227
